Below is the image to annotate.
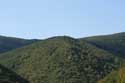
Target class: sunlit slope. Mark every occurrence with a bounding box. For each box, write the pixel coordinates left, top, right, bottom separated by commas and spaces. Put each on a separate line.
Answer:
98, 66, 125, 83
0, 36, 122, 83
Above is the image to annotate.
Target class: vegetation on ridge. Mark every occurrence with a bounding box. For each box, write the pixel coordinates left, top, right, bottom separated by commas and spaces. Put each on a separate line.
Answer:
0, 36, 122, 83
0, 32, 124, 83
0, 35, 38, 53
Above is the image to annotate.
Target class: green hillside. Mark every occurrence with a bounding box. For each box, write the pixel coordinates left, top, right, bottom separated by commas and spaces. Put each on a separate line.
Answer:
83, 32, 125, 57
0, 64, 29, 83
98, 66, 125, 83
0, 35, 38, 53
0, 36, 122, 83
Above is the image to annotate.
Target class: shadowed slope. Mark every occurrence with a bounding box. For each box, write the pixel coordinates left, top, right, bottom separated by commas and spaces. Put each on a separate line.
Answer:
0, 35, 38, 53
0, 64, 29, 83
83, 32, 125, 57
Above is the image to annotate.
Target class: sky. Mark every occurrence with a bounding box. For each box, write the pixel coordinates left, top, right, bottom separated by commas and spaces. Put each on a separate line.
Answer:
0, 0, 125, 39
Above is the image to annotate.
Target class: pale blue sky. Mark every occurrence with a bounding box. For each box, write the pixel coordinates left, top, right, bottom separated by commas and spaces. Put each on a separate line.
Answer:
0, 0, 125, 39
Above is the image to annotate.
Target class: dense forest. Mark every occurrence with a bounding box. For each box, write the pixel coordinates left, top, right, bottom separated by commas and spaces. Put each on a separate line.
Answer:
0, 32, 124, 83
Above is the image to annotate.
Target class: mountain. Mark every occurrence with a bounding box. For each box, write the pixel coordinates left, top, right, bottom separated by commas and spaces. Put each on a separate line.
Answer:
0, 64, 29, 83
98, 66, 125, 83
0, 36, 122, 83
0, 35, 38, 53
82, 32, 125, 57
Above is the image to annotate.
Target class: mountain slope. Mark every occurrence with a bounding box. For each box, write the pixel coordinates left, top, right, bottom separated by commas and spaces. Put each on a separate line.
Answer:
98, 66, 125, 83
0, 36, 122, 83
0, 35, 38, 53
83, 32, 125, 57
0, 64, 29, 83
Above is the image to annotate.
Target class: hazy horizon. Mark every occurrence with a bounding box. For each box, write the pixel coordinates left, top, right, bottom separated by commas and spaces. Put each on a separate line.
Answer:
0, 32, 124, 40
0, 0, 125, 39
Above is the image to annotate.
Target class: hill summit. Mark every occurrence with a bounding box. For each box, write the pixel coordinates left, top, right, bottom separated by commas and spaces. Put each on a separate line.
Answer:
0, 36, 122, 83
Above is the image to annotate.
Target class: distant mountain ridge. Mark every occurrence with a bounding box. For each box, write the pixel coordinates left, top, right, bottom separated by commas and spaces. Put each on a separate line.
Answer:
82, 32, 125, 57
0, 35, 39, 53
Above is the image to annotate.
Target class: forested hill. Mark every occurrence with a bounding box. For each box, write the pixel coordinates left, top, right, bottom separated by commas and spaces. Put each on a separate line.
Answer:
0, 36, 123, 83
0, 33, 124, 83
82, 32, 125, 57
0, 35, 38, 53
0, 64, 29, 83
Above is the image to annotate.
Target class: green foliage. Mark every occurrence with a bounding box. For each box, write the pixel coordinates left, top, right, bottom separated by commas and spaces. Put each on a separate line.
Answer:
0, 64, 29, 83
98, 66, 125, 83
0, 36, 122, 83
